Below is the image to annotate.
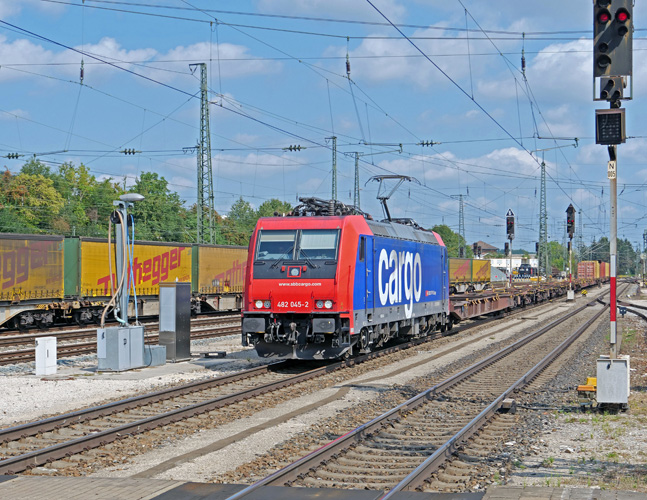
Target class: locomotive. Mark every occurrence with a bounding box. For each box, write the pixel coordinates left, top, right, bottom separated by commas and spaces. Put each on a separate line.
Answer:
242, 198, 450, 360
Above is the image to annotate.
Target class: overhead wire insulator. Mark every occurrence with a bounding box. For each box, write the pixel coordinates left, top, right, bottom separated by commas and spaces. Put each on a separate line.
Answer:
346, 36, 351, 78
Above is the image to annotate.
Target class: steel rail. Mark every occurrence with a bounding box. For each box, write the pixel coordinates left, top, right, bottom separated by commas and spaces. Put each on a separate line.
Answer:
0, 362, 289, 444
0, 314, 239, 346
380, 300, 609, 497
0, 334, 427, 475
0, 324, 242, 365
223, 291, 609, 500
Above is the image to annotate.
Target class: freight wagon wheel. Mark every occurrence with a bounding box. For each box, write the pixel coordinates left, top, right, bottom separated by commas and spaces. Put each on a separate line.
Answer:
10, 316, 26, 332
74, 311, 87, 326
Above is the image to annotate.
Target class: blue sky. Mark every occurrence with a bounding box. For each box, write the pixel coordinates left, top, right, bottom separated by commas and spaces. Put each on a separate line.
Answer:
1, 0, 646, 253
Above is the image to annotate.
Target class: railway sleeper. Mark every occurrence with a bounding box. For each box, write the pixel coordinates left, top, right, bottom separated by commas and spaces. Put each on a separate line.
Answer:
338, 455, 423, 467
437, 469, 472, 483
309, 469, 409, 482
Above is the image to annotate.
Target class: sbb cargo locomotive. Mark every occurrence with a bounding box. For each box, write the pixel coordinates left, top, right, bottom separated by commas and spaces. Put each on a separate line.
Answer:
242, 198, 450, 360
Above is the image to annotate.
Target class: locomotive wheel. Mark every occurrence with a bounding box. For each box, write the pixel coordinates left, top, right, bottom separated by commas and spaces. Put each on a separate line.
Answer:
359, 328, 370, 351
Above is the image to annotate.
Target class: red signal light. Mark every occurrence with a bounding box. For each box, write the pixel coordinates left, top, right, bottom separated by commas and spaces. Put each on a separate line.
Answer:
598, 11, 611, 23
616, 10, 629, 22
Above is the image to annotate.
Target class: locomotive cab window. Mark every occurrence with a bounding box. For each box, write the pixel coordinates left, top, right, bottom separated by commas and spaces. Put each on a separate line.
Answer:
255, 230, 296, 261
298, 229, 339, 260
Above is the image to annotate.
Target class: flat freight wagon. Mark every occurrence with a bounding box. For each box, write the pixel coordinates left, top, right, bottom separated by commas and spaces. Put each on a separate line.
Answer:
1, 233, 247, 329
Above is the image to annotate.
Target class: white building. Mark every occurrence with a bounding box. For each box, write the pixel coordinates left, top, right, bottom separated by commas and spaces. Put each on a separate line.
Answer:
490, 258, 538, 273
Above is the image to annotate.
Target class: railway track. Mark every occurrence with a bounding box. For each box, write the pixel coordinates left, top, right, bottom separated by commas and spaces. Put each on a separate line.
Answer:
0, 338, 439, 475
225, 288, 618, 498
0, 285, 615, 479
0, 315, 241, 365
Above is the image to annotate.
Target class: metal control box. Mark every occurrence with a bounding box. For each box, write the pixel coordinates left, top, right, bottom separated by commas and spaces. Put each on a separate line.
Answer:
97, 327, 130, 372
35, 336, 57, 376
158, 282, 192, 362
97, 326, 146, 372
596, 355, 630, 405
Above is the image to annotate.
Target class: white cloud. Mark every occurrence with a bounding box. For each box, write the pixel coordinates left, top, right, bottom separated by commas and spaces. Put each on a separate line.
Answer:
0, 109, 29, 120
0, 37, 277, 85
0, 0, 64, 18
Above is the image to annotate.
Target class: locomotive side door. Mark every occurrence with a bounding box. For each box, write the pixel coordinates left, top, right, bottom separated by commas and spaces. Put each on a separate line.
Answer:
364, 236, 374, 318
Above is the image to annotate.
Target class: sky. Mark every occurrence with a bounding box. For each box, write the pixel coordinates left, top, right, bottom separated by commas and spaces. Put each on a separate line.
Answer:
1, 0, 647, 254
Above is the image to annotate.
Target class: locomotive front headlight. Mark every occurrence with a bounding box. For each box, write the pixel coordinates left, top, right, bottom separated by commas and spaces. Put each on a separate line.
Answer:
324, 300, 333, 309
255, 300, 263, 309
315, 300, 324, 309
264, 300, 271, 308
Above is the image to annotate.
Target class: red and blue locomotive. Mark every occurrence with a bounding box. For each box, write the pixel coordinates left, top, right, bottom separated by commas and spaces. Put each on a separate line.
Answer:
242, 198, 450, 360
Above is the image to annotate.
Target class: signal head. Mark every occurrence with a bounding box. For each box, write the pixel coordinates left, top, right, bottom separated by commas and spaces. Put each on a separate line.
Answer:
597, 10, 611, 23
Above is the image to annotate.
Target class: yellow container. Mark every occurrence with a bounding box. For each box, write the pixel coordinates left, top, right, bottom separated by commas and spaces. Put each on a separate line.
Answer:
195, 245, 247, 294
449, 258, 472, 283
471, 259, 491, 283
79, 239, 192, 297
0, 235, 64, 301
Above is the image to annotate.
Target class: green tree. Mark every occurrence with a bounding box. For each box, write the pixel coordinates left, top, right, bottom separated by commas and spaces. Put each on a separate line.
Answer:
1, 172, 64, 232
223, 197, 256, 245
20, 158, 52, 177
256, 199, 292, 218
430, 224, 472, 258
129, 172, 191, 242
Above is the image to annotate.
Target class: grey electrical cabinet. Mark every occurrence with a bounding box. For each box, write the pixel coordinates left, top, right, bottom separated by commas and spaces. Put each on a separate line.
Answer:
158, 282, 192, 362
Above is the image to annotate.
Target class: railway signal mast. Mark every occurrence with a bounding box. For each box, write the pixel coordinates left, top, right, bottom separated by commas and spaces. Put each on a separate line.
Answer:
566, 204, 576, 300
506, 209, 515, 287
593, 0, 632, 407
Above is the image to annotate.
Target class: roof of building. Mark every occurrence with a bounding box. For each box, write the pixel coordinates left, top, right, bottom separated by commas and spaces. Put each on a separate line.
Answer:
474, 240, 499, 251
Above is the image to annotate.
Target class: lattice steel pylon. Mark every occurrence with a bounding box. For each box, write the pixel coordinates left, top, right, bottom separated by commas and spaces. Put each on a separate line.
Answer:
330, 136, 337, 201
354, 152, 360, 209
577, 208, 584, 257
538, 160, 548, 277
191, 63, 215, 244
451, 194, 466, 257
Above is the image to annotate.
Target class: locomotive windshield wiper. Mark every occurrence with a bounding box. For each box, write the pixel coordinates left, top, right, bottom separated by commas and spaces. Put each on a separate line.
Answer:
298, 249, 319, 269
270, 246, 294, 268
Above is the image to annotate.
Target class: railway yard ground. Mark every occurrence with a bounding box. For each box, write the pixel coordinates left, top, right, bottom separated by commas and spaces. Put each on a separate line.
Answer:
1, 283, 646, 498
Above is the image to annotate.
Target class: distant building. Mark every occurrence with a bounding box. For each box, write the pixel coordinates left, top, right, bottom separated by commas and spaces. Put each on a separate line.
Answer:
472, 241, 499, 256
490, 258, 538, 273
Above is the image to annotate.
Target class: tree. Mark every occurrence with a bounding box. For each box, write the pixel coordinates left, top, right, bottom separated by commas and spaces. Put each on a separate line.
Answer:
20, 158, 51, 177
223, 197, 256, 245
129, 172, 192, 242
257, 199, 292, 218
1, 172, 64, 232
430, 224, 472, 258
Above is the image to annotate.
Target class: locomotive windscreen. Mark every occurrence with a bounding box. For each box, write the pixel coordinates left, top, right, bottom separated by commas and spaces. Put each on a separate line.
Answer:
298, 230, 339, 260
255, 229, 339, 262
256, 230, 296, 260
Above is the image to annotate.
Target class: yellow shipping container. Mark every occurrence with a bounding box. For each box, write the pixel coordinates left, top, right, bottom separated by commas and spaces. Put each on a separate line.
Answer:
0, 236, 64, 301
471, 259, 491, 283
196, 245, 247, 294
79, 239, 192, 297
449, 258, 472, 283
594, 260, 600, 280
